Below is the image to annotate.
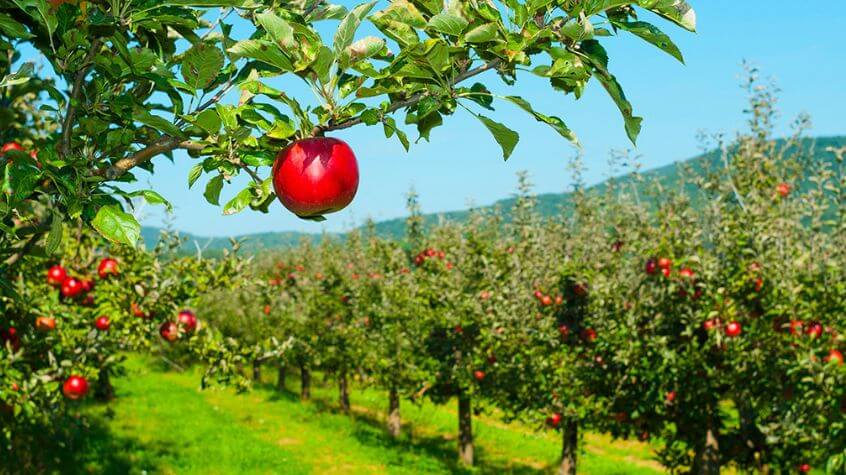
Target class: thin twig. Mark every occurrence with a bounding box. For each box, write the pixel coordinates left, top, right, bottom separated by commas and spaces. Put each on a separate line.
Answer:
312, 58, 502, 136
238, 162, 263, 184
60, 39, 102, 159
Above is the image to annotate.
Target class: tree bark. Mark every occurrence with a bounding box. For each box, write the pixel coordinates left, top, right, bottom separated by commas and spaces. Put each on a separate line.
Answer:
94, 367, 114, 402
338, 369, 350, 413
692, 403, 720, 475
387, 387, 401, 438
252, 359, 262, 382
300, 365, 311, 400
276, 365, 286, 391
458, 392, 474, 466
559, 418, 578, 475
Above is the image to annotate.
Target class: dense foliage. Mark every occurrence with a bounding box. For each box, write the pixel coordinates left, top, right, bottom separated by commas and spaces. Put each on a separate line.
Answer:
197, 85, 846, 474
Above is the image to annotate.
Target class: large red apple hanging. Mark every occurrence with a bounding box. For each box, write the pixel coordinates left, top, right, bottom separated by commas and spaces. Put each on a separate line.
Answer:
271, 137, 359, 220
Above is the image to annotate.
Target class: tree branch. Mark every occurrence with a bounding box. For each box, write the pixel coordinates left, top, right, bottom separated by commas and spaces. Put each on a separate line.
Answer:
60, 39, 102, 159
96, 138, 204, 180
312, 58, 502, 136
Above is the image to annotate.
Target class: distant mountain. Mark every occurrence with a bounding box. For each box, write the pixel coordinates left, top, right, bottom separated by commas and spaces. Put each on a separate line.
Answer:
143, 136, 846, 253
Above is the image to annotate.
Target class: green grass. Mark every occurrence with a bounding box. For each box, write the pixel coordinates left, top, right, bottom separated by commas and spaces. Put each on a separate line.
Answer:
55, 355, 664, 474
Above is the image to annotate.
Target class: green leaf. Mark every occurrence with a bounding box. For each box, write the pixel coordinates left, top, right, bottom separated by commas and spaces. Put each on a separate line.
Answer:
473, 113, 519, 160
0, 62, 34, 88
502, 96, 579, 146
193, 109, 222, 134
91, 206, 140, 246
228, 40, 294, 72
223, 185, 254, 215
638, 0, 696, 32
613, 20, 684, 63
181, 43, 225, 90
340, 36, 386, 69
44, 213, 62, 255
0, 13, 33, 38
162, 0, 253, 5
188, 163, 203, 188
580, 40, 642, 144
256, 11, 295, 49
464, 23, 498, 43
133, 107, 185, 138
334, 1, 377, 58
427, 13, 468, 36
204, 175, 224, 205
128, 189, 173, 212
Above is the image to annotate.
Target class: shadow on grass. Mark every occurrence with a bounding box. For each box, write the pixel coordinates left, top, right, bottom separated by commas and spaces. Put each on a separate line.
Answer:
255, 378, 550, 475
1, 408, 172, 475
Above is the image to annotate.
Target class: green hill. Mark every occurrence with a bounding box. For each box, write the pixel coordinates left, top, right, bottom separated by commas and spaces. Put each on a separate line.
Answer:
143, 136, 846, 253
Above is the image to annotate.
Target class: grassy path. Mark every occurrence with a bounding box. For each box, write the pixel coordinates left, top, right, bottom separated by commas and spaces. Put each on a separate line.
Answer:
61, 356, 664, 474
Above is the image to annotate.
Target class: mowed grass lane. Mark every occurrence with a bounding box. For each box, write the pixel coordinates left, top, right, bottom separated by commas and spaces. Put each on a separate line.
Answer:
63, 355, 663, 474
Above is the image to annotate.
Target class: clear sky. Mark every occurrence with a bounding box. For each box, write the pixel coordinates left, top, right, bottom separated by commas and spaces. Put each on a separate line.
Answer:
130, 1, 846, 237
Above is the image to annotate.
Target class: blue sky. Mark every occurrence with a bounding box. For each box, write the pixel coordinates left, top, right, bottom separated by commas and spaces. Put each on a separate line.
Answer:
130, 1, 846, 237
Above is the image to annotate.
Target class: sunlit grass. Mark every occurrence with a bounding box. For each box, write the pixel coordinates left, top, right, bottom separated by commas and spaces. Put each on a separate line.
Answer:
57, 355, 665, 474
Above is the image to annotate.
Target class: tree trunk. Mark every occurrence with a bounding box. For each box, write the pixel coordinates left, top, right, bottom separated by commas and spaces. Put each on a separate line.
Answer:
458, 392, 474, 466
94, 367, 114, 401
387, 387, 401, 438
558, 418, 578, 475
338, 370, 350, 413
300, 365, 311, 400
276, 365, 286, 391
692, 403, 720, 475
252, 359, 262, 382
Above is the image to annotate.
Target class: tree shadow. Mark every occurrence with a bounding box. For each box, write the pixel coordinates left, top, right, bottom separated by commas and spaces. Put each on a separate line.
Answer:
2, 408, 174, 475
255, 378, 551, 475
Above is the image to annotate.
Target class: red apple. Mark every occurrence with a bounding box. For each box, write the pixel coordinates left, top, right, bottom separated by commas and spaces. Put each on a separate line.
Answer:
540, 295, 553, 306
666, 391, 677, 403
678, 268, 694, 279
558, 324, 570, 338
533, 290, 543, 300
547, 412, 562, 428
703, 319, 718, 331
454, 325, 463, 335
486, 354, 497, 365
789, 320, 803, 336
611, 240, 624, 252
62, 375, 89, 400
36, 317, 56, 332
581, 328, 597, 343
80, 279, 95, 293
645, 259, 658, 275
47, 265, 67, 287
263, 305, 272, 315
725, 321, 742, 337
658, 258, 672, 270
473, 370, 485, 382
159, 322, 179, 342
271, 137, 359, 218
777, 182, 791, 198
805, 322, 823, 339
131, 302, 147, 319
798, 464, 810, 473
573, 283, 588, 297
825, 349, 844, 366
1, 327, 21, 351
753, 277, 763, 292
661, 267, 671, 278
177, 310, 198, 334
97, 258, 119, 279
95, 316, 110, 332
60, 277, 84, 299
0, 142, 24, 156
